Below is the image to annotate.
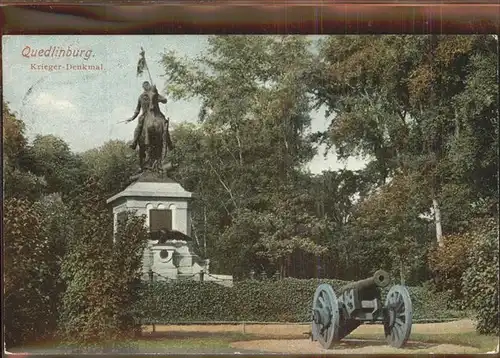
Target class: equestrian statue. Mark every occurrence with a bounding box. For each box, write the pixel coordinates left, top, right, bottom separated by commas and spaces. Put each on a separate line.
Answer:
125, 47, 174, 173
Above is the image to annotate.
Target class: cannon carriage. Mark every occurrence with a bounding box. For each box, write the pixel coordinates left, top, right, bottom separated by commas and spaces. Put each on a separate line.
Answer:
311, 269, 413, 349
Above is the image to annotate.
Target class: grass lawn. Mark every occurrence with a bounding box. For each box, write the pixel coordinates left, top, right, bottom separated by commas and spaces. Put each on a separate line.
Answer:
135, 331, 260, 349
8, 332, 267, 353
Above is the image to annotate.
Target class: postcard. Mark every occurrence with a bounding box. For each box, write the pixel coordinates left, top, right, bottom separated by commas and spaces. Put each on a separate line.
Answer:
3, 34, 498, 355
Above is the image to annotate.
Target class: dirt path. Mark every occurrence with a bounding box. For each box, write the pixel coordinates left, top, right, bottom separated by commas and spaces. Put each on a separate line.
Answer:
230, 339, 481, 354
144, 319, 475, 337
145, 320, 485, 354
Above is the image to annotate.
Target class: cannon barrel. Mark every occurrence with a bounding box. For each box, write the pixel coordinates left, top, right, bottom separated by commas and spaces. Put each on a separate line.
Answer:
340, 269, 391, 293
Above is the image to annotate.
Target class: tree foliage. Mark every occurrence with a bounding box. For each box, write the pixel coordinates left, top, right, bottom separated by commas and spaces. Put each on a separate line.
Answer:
343, 173, 431, 283
4, 197, 64, 346
308, 35, 498, 238
461, 218, 499, 334
3, 103, 27, 165
80, 140, 138, 198
428, 233, 470, 299
58, 204, 148, 345
161, 36, 322, 275
25, 135, 84, 197
3, 103, 47, 201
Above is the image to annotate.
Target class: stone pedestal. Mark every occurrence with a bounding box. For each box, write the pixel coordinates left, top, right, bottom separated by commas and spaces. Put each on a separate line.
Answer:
106, 173, 214, 282
107, 174, 193, 237
151, 245, 177, 280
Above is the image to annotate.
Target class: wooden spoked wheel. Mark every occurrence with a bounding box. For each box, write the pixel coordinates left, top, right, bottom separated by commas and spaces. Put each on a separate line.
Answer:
311, 284, 340, 349
384, 285, 413, 348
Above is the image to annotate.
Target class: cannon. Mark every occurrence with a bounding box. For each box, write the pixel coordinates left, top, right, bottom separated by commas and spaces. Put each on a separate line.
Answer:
311, 269, 412, 349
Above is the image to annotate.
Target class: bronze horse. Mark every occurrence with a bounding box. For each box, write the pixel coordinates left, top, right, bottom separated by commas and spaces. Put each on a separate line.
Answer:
138, 85, 169, 171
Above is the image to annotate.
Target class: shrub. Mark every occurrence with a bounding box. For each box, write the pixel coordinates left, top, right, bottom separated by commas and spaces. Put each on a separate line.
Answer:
428, 233, 470, 300
3, 198, 61, 347
58, 209, 148, 345
134, 277, 466, 324
462, 218, 499, 334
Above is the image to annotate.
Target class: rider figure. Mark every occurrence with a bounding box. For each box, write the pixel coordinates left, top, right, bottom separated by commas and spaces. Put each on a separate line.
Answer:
127, 81, 169, 150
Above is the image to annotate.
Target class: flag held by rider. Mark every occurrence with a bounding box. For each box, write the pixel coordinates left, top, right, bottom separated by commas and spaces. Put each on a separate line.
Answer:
136, 47, 153, 84
137, 47, 146, 76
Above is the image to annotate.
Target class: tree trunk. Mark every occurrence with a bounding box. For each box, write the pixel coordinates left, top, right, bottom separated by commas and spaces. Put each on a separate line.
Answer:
203, 206, 207, 256
432, 197, 444, 247
399, 257, 405, 285
454, 108, 460, 139
235, 127, 243, 166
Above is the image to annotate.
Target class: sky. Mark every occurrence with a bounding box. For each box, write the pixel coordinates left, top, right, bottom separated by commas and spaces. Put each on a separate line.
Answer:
2, 35, 367, 174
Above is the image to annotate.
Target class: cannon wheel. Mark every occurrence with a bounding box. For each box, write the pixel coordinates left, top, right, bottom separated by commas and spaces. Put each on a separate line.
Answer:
311, 284, 339, 349
384, 285, 412, 348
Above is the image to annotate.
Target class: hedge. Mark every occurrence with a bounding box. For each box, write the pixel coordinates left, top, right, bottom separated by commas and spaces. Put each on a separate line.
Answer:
461, 218, 499, 334
133, 278, 467, 324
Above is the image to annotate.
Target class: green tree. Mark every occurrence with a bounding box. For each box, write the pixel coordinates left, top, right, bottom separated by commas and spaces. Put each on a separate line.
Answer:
344, 173, 431, 283
80, 140, 138, 198
4, 198, 57, 347
162, 36, 318, 275
32, 194, 74, 337
24, 134, 85, 199
3, 102, 27, 166
3, 102, 46, 200
308, 35, 498, 247
461, 218, 499, 334
3, 166, 47, 201
58, 192, 148, 347
253, 190, 330, 277
428, 232, 469, 300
